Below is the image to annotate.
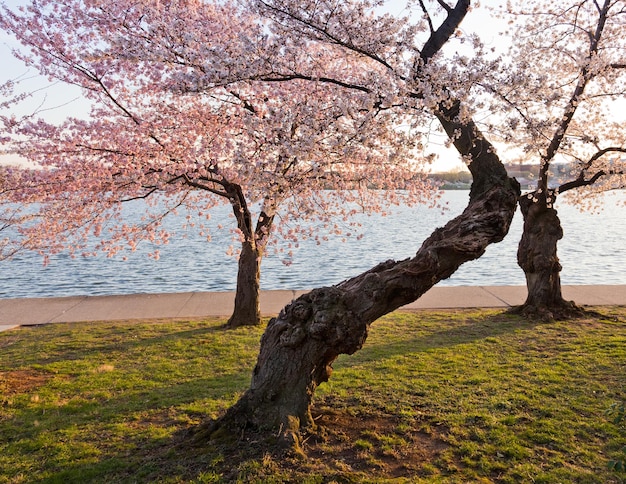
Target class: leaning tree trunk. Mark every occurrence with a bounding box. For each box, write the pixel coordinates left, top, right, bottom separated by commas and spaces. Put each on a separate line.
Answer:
514, 192, 582, 320
226, 238, 262, 328
197, 102, 521, 452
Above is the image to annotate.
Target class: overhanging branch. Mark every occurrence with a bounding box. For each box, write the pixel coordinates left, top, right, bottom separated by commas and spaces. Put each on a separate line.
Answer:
558, 146, 626, 193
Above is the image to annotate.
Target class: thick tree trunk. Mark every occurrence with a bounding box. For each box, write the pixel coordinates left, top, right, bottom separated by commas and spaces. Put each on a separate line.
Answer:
198, 168, 521, 451
514, 193, 582, 320
226, 238, 262, 328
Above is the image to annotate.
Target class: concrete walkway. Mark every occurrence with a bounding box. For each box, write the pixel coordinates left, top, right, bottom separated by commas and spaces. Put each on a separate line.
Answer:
1, 285, 626, 332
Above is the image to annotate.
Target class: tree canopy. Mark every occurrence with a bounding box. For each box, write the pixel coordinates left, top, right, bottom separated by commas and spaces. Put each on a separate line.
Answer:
0, 0, 435, 265
491, 0, 626, 201
0, 0, 443, 327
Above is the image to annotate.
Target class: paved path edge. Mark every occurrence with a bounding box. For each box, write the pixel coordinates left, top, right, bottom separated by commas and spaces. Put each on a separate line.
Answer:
1, 285, 626, 331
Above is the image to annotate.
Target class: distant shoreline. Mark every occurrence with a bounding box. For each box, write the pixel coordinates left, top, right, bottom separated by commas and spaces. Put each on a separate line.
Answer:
439, 184, 471, 190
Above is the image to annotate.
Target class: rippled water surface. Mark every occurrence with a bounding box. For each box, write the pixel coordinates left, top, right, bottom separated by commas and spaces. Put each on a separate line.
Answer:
2, 190, 625, 298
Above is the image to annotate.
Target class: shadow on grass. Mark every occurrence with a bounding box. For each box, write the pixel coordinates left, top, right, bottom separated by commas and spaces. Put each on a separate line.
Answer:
15, 321, 234, 366
21, 424, 232, 484
344, 310, 542, 366
4, 372, 256, 483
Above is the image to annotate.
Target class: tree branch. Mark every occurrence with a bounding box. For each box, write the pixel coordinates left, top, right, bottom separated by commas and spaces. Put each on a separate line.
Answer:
420, 0, 470, 62
182, 174, 229, 198
255, 0, 395, 71
256, 73, 372, 94
119, 186, 159, 202
539, 0, 611, 192
224, 181, 254, 239
229, 90, 258, 114
558, 146, 626, 193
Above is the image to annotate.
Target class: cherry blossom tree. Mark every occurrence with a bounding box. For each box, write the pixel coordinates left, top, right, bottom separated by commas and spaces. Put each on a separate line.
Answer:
0, 0, 523, 451
486, 0, 626, 319
186, 0, 520, 451
0, 0, 434, 327
0, 0, 527, 452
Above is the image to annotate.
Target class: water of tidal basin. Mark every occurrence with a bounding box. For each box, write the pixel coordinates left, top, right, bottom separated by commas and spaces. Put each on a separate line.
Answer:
2, 190, 625, 298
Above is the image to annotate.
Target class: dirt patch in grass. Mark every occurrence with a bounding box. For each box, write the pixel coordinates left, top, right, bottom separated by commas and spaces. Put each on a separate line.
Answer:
302, 407, 450, 479
0, 368, 51, 396
201, 406, 451, 482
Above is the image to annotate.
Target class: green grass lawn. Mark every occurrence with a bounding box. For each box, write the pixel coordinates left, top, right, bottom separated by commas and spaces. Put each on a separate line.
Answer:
0, 307, 624, 483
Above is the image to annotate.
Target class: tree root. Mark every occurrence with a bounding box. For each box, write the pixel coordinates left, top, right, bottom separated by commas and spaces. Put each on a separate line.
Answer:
189, 405, 308, 458
508, 299, 587, 321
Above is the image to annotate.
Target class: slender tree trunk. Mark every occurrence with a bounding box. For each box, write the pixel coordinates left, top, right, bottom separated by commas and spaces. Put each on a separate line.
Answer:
224, 179, 277, 328
227, 238, 262, 328
514, 193, 582, 320
223, 182, 263, 327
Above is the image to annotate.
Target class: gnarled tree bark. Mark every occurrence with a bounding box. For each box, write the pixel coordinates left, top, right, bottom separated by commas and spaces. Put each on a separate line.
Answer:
513, 191, 584, 321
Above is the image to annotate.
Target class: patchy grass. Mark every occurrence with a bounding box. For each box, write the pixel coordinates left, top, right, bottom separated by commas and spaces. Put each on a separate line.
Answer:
0, 307, 624, 483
